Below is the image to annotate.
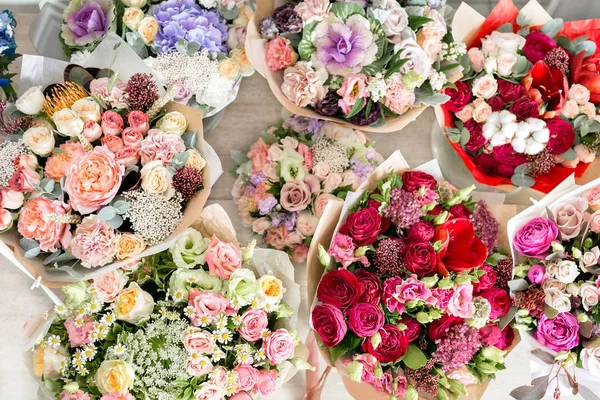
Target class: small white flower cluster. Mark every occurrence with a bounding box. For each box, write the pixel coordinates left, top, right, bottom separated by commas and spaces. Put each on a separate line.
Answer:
429, 70, 448, 92
483, 110, 549, 155
441, 41, 467, 61
366, 73, 387, 103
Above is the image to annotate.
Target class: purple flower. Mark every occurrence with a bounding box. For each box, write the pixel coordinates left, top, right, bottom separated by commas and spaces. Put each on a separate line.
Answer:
61, 0, 115, 47
273, 3, 302, 34
258, 196, 277, 215
513, 217, 559, 259
311, 14, 377, 75
151, 0, 227, 56
260, 17, 279, 39
350, 158, 375, 180
249, 172, 266, 187
283, 212, 298, 231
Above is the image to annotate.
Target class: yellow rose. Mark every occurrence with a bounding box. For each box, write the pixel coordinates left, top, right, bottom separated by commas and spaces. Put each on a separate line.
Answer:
123, 7, 144, 31
229, 47, 255, 77
96, 360, 135, 394
116, 233, 146, 260
138, 16, 159, 44
115, 282, 155, 324
158, 111, 188, 135
140, 160, 174, 198
33, 346, 68, 379
218, 58, 241, 80
184, 149, 206, 170
257, 275, 284, 306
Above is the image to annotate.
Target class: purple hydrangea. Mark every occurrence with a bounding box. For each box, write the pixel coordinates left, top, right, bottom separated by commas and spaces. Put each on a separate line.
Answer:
151, 0, 228, 55
258, 196, 278, 215
61, 0, 115, 47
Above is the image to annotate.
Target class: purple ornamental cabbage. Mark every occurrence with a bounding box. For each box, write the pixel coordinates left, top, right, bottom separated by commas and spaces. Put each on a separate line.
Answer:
61, 0, 115, 48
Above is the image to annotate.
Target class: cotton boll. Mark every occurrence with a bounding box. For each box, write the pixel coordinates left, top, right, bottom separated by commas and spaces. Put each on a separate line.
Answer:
483, 123, 499, 139
501, 122, 518, 139
486, 112, 500, 126
527, 118, 545, 132
499, 110, 516, 124
532, 128, 550, 144
511, 137, 527, 153
491, 133, 510, 147
525, 138, 545, 155
514, 121, 531, 139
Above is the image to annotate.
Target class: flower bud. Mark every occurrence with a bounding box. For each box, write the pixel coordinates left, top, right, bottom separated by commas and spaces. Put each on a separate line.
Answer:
481, 346, 506, 364
346, 361, 363, 382
572, 247, 582, 259
370, 332, 382, 350
516, 309, 530, 318
421, 275, 439, 288
291, 357, 315, 371
446, 185, 475, 206
373, 365, 383, 379
551, 241, 565, 253
242, 239, 256, 263
577, 313, 589, 323
62, 281, 88, 308
438, 278, 455, 289
416, 311, 433, 324
433, 211, 449, 225
318, 244, 331, 267
583, 237, 594, 249
63, 382, 79, 393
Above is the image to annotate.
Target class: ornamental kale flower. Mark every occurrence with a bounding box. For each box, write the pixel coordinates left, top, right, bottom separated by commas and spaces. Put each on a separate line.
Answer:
0, 10, 17, 57
151, 0, 228, 56
61, 0, 115, 48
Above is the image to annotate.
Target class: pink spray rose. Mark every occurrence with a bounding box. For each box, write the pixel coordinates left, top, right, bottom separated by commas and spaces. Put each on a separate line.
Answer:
513, 217, 559, 259
114, 147, 140, 167
347, 302, 384, 337
205, 235, 242, 280
238, 308, 268, 342
585, 186, 600, 211
447, 283, 475, 318
234, 365, 259, 392
83, 120, 103, 142
101, 110, 124, 136
101, 134, 124, 153
189, 289, 235, 325
255, 370, 277, 397
528, 264, 548, 285
64, 318, 94, 347
263, 328, 295, 365
17, 196, 72, 252
535, 312, 579, 352
337, 73, 368, 115
60, 390, 91, 400
122, 127, 143, 148
182, 328, 215, 354
127, 110, 149, 134
265, 35, 299, 71
70, 216, 119, 268
93, 269, 127, 302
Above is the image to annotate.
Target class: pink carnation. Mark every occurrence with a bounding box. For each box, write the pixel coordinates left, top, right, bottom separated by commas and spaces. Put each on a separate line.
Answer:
64, 318, 94, 347
70, 216, 119, 268
139, 131, 186, 166
265, 36, 299, 71
382, 74, 416, 115
447, 283, 475, 318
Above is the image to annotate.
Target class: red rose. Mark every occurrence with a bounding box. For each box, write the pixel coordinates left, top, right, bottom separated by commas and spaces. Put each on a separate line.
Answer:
523, 31, 557, 63
449, 204, 472, 219
497, 79, 525, 103
434, 218, 488, 275
356, 269, 382, 305
488, 96, 505, 111
317, 269, 364, 309
402, 170, 437, 193
479, 324, 502, 346
475, 153, 498, 176
311, 305, 347, 347
400, 316, 422, 343
546, 117, 576, 155
363, 324, 408, 363
522, 61, 568, 118
444, 81, 472, 112
405, 242, 437, 277
464, 120, 487, 152
408, 221, 435, 243
340, 207, 390, 246
428, 314, 463, 340
497, 326, 516, 350
473, 264, 497, 293
509, 97, 541, 121
480, 288, 511, 319
347, 302, 385, 338
492, 144, 528, 167
497, 163, 515, 177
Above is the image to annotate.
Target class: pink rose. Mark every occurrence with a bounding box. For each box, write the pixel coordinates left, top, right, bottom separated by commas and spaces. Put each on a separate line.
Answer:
182, 328, 215, 354
323, 173, 342, 193
127, 111, 149, 134
100, 392, 134, 400
0, 209, 11, 231
280, 179, 312, 212
186, 356, 213, 376
254, 370, 277, 397
8, 164, 40, 193
64, 318, 93, 347
472, 74, 498, 99
575, 144, 596, 164
382, 74, 416, 115
468, 48, 484, 72
265, 35, 299, 71
292, 244, 309, 263
342, 170, 361, 190
189, 289, 235, 326
535, 313, 579, 352
205, 235, 242, 280
61, 390, 91, 400
194, 383, 226, 400
248, 138, 270, 173
590, 210, 600, 234
313, 194, 337, 218
209, 366, 227, 386
264, 328, 295, 365
70, 216, 119, 268
65, 147, 124, 214
101, 134, 124, 153
513, 217, 559, 259
304, 174, 320, 194
329, 233, 369, 268
296, 210, 319, 237
230, 392, 252, 400
347, 302, 384, 337
455, 104, 474, 122
252, 217, 271, 234
552, 197, 589, 239
585, 187, 600, 211
17, 196, 72, 252
447, 283, 475, 318
238, 308, 268, 341
472, 98, 492, 123
122, 127, 143, 148
114, 147, 140, 167
0, 188, 23, 209
528, 264, 548, 285
101, 110, 124, 136
497, 53, 518, 76
83, 120, 103, 142
140, 131, 186, 166
93, 270, 127, 302
234, 365, 259, 392
581, 102, 596, 119
313, 162, 330, 181
337, 73, 368, 115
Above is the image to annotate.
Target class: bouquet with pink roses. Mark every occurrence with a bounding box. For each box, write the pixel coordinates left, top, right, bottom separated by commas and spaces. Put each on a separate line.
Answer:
306, 151, 518, 400
508, 176, 600, 399
26, 205, 307, 400
231, 114, 382, 263
0, 62, 212, 286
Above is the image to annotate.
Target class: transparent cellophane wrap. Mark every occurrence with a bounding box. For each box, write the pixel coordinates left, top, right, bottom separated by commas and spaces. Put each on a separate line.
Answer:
507, 175, 600, 396
434, 0, 600, 194
0, 38, 226, 288
24, 204, 307, 399
306, 150, 519, 399
245, 0, 461, 133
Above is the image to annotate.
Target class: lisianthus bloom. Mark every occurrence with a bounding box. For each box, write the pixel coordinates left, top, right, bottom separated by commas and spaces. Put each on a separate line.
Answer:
434, 218, 488, 276
522, 61, 569, 118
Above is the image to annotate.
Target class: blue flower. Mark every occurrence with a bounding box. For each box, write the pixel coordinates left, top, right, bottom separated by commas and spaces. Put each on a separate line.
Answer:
0, 9, 17, 57
0, 77, 9, 87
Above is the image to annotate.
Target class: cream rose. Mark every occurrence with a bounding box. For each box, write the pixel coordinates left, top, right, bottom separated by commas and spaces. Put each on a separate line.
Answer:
123, 7, 144, 30
472, 74, 498, 99
23, 126, 55, 157
468, 48, 484, 72
16, 86, 45, 115
184, 149, 207, 170
552, 260, 580, 284
115, 282, 155, 324
581, 348, 600, 377
319, 122, 365, 148
140, 160, 174, 198
544, 287, 571, 313
138, 16, 159, 44
93, 269, 128, 302
52, 109, 84, 137
117, 233, 146, 260
497, 53, 517, 76
122, 0, 147, 6
218, 58, 241, 80
582, 247, 600, 272
472, 98, 492, 123
32, 346, 68, 380
313, 193, 337, 218
568, 84, 591, 105
71, 97, 101, 123
252, 217, 271, 234
229, 47, 255, 77
488, 31, 526, 54
342, 170, 361, 190
158, 111, 188, 135
313, 162, 331, 181
96, 360, 135, 394
580, 282, 599, 311
542, 278, 566, 292
562, 99, 580, 119
296, 210, 319, 237
456, 104, 474, 122
323, 173, 342, 193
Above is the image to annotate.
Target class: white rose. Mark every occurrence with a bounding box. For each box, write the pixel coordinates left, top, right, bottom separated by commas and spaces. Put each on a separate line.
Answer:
472, 98, 492, 123
472, 74, 498, 99
96, 360, 135, 394
484, 57, 497, 74
581, 348, 600, 377
296, 211, 319, 237
123, 7, 144, 31
138, 16, 159, 44
489, 31, 526, 54
158, 111, 188, 135
122, 0, 147, 6
542, 278, 566, 292
16, 86, 45, 115
184, 149, 206, 170
553, 260, 580, 284
71, 97, 101, 123
497, 53, 518, 76
369, 0, 408, 43
580, 283, 599, 311
141, 160, 174, 198
544, 288, 571, 313
52, 109, 84, 137
581, 246, 600, 272
252, 217, 271, 234
115, 282, 155, 324
313, 162, 331, 181
32, 346, 68, 380
395, 39, 432, 86
481, 37, 500, 57
23, 126, 55, 157
568, 84, 591, 105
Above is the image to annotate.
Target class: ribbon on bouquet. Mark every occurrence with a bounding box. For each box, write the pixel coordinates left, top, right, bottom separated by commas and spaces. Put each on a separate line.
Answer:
304, 331, 332, 400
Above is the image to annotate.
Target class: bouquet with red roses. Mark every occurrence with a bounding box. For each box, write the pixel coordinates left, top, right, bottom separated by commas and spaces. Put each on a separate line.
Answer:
438, 0, 600, 193
307, 151, 518, 399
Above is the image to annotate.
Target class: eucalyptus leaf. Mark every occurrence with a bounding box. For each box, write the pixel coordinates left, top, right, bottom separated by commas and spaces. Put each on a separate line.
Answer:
530, 349, 556, 365
125, 32, 149, 59
509, 376, 549, 400
516, 11, 531, 27
557, 35, 576, 53
541, 18, 564, 38
543, 304, 559, 319
182, 131, 197, 149
414, 89, 450, 107
24, 247, 41, 259
43, 250, 64, 265
186, 41, 201, 55
19, 238, 39, 251
176, 38, 189, 55
499, 307, 517, 330
107, 215, 124, 229
497, 23, 513, 33
560, 148, 577, 161
231, 150, 250, 165
113, 200, 130, 214
511, 173, 535, 188
576, 40, 597, 57
508, 279, 529, 292
459, 128, 470, 145
44, 179, 55, 193
98, 206, 117, 221
579, 385, 600, 400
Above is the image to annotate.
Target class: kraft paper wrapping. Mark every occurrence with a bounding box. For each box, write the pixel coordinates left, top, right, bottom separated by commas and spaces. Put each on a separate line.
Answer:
306, 151, 519, 399
246, 0, 431, 133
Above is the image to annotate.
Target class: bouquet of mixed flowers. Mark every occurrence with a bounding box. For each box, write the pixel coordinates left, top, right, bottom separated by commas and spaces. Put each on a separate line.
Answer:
49, 0, 255, 116
0, 9, 18, 101
439, 0, 600, 193
306, 151, 518, 399
507, 176, 600, 399
26, 205, 307, 400
246, 0, 463, 131
231, 114, 383, 263
0, 53, 214, 285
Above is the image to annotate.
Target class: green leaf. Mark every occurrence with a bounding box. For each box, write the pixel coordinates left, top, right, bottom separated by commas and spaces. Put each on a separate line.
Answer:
330, 2, 365, 20
176, 38, 189, 55
186, 41, 200, 56
557, 36, 577, 54
459, 128, 471, 145
497, 23, 513, 33
344, 97, 365, 119
298, 21, 317, 61
107, 215, 124, 229
107, 71, 120, 93
402, 344, 428, 369
405, 386, 419, 400
414, 88, 450, 107
543, 304, 559, 319
541, 18, 564, 39
98, 206, 117, 221
408, 15, 433, 31
231, 150, 250, 165
330, 334, 362, 363
576, 40, 597, 57
560, 148, 577, 161
113, 200, 130, 214
19, 238, 39, 251
182, 131, 197, 148
516, 11, 531, 27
